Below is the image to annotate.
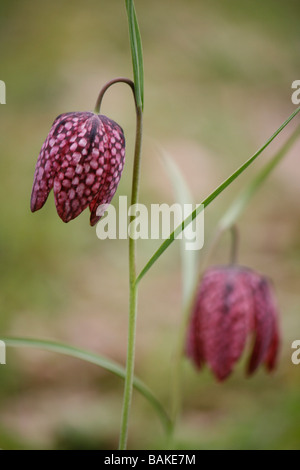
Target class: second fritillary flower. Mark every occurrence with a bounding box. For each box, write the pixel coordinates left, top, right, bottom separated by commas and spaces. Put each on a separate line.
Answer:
31, 112, 125, 226
186, 266, 280, 381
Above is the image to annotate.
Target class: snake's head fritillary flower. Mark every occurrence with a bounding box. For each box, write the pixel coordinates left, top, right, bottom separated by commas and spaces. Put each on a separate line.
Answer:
30, 112, 125, 226
186, 266, 280, 381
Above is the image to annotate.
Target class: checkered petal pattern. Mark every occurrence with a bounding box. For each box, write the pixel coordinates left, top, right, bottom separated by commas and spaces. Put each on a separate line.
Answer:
31, 112, 125, 226
186, 266, 280, 381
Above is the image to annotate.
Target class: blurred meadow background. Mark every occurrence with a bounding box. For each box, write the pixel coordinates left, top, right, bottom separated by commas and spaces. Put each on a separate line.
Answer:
0, 0, 300, 449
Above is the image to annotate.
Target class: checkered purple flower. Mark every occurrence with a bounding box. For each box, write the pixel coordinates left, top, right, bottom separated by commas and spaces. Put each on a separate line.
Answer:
186, 266, 280, 381
31, 112, 125, 226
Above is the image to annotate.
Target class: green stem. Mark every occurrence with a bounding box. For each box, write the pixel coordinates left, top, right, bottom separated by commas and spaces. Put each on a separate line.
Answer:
93, 77, 143, 449
119, 105, 143, 450
118, 0, 145, 449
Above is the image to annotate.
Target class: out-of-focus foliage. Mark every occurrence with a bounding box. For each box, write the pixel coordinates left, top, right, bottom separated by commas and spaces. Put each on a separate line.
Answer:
0, 0, 299, 449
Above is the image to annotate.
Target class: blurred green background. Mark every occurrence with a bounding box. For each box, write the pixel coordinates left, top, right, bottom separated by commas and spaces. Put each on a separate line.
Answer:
0, 0, 300, 450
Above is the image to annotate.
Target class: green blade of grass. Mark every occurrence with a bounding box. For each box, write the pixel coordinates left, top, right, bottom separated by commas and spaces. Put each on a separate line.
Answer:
219, 125, 300, 231
136, 107, 300, 284
2, 337, 171, 433
125, 0, 144, 110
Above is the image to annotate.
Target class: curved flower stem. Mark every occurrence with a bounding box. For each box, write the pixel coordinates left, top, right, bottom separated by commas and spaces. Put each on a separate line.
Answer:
94, 77, 136, 114
94, 77, 143, 450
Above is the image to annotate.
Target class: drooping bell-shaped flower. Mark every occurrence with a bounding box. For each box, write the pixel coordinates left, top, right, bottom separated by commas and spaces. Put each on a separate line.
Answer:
186, 266, 280, 381
31, 112, 125, 226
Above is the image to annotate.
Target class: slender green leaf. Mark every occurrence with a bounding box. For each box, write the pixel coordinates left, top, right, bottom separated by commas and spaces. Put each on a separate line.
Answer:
136, 107, 300, 284
125, 0, 144, 109
162, 151, 197, 306
2, 337, 171, 432
219, 125, 300, 231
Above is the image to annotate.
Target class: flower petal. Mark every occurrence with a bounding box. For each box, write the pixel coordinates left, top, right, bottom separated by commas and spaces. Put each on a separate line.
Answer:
52, 113, 98, 222
89, 115, 125, 226
265, 324, 280, 371
30, 113, 71, 212
200, 267, 254, 381
265, 293, 280, 371
247, 278, 275, 375
186, 265, 281, 381
186, 290, 205, 370
50, 113, 125, 224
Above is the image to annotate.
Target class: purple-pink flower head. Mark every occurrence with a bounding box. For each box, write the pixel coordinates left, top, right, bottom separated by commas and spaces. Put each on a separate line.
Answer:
186, 266, 280, 381
31, 112, 125, 226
